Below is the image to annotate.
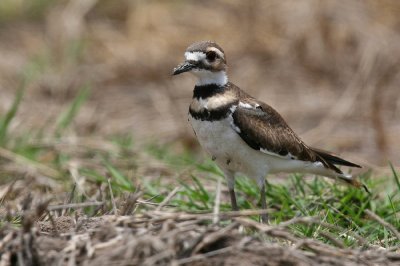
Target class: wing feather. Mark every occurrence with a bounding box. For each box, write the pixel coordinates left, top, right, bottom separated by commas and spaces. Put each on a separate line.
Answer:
225, 83, 363, 190
231, 101, 341, 171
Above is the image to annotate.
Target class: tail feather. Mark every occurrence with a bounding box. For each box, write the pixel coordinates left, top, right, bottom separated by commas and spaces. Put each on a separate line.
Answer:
337, 172, 370, 193
311, 148, 361, 168
310, 148, 369, 193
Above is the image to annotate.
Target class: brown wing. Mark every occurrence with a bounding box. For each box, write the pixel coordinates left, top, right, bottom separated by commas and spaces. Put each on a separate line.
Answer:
232, 101, 361, 175
227, 82, 360, 175
232, 102, 317, 162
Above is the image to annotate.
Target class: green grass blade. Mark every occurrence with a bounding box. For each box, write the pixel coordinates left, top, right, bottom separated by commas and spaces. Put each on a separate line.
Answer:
191, 175, 209, 200
389, 162, 400, 193
0, 82, 25, 145
54, 85, 90, 136
104, 161, 135, 191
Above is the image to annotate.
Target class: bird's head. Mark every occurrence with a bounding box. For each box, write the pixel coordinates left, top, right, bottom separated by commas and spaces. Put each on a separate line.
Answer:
173, 41, 228, 86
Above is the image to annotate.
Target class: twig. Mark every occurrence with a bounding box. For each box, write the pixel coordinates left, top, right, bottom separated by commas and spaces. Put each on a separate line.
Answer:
213, 179, 221, 224
92, 235, 123, 250
67, 183, 76, 204
62, 183, 76, 216
46, 210, 59, 236
145, 209, 272, 224
136, 194, 163, 207
0, 232, 14, 250
293, 239, 342, 257
234, 217, 299, 243
318, 231, 346, 249
17, 251, 25, 266
47, 202, 104, 211
191, 222, 238, 255
176, 246, 234, 265
155, 186, 180, 211
275, 216, 369, 247
136, 200, 176, 208
365, 209, 400, 241
0, 180, 16, 206
143, 249, 174, 266
107, 177, 118, 215
121, 191, 142, 215
69, 161, 89, 199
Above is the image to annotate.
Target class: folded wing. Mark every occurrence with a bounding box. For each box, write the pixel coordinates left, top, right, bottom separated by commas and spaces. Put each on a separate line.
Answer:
231, 101, 361, 175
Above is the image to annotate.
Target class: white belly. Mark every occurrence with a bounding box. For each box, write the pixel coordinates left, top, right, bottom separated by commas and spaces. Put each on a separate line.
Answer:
189, 115, 270, 178
188, 115, 330, 180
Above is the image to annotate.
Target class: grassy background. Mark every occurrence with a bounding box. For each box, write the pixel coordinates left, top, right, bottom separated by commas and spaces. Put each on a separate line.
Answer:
1, 84, 399, 250
0, 0, 399, 257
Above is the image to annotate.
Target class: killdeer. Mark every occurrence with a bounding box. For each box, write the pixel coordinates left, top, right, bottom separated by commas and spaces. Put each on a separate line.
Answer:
173, 41, 366, 221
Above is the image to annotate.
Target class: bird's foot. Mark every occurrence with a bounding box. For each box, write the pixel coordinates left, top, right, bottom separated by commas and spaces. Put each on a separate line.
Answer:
259, 213, 269, 224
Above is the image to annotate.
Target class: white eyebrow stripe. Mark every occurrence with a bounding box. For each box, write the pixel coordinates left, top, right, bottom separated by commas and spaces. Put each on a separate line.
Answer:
185, 51, 206, 61
207, 47, 224, 59
239, 102, 254, 109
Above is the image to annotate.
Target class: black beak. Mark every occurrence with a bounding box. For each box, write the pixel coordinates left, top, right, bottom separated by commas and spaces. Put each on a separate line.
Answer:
172, 61, 195, 75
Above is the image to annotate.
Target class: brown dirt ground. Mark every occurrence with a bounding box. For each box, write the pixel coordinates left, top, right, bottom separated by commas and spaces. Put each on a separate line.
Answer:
0, 0, 399, 170
1, 1, 400, 265
1, 210, 398, 266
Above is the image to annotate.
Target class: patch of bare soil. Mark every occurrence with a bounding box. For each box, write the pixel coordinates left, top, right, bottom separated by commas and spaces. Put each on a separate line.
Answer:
1, 211, 399, 265
0, 1, 399, 169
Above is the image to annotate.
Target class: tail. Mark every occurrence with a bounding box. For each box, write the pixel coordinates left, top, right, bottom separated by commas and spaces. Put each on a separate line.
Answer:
312, 148, 361, 169
335, 172, 370, 194
311, 148, 369, 193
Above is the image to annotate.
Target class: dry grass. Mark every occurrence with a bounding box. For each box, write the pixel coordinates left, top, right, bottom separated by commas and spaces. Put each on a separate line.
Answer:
0, 0, 399, 168
1, 202, 399, 265
0, 1, 400, 265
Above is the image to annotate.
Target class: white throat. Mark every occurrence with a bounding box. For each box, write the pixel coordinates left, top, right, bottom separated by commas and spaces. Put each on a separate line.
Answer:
192, 70, 228, 86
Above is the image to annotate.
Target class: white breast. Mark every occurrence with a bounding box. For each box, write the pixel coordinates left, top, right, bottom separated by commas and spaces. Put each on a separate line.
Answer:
189, 115, 236, 158
188, 114, 270, 179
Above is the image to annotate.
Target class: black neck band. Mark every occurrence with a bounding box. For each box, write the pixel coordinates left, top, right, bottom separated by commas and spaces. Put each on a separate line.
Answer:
193, 84, 226, 99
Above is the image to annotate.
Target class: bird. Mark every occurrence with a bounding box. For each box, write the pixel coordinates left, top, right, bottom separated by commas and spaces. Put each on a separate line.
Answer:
172, 41, 366, 222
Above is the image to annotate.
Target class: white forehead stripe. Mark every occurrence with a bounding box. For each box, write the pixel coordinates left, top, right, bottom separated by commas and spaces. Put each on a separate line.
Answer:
185, 51, 206, 61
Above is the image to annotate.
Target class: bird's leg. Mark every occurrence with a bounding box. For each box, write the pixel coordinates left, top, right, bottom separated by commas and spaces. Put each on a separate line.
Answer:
225, 170, 238, 211
229, 188, 239, 211
258, 178, 268, 223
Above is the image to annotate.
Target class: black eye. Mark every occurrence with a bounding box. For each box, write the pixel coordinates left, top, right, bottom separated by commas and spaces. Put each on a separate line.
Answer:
206, 51, 217, 61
